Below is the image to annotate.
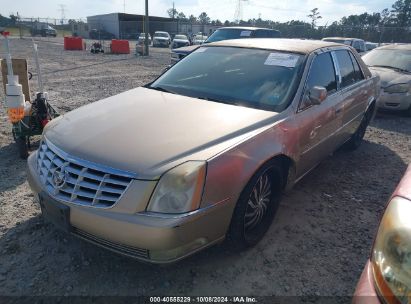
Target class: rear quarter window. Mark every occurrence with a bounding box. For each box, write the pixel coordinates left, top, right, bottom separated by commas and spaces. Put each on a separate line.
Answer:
349, 52, 365, 82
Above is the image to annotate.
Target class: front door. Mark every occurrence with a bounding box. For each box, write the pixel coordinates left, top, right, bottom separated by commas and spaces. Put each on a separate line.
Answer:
295, 51, 342, 178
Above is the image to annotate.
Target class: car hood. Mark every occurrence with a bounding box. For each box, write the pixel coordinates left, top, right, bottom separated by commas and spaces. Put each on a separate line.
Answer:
172, 45, 199, 53
368, 66, 411, 88
44, 87, 278, 180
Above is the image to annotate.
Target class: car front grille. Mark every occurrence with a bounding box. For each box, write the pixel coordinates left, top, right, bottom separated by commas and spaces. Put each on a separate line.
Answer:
72, 227, 150, 260
36, 139, 133, 208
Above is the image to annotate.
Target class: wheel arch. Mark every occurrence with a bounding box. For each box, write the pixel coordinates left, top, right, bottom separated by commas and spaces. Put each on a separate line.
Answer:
261, 154, 296, 191
366, 97, 377, 121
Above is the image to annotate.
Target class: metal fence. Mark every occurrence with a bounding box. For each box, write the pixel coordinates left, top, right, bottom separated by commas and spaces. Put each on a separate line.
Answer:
3, 16, 411, 43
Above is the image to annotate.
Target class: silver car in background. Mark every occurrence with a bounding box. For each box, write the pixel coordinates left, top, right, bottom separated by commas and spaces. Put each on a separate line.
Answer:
172, 34, 190, 49
27, 39, 379, 263
362, 44, 411, 115
193, 34, 208, 45
322, 37, 367, 54
153, 31, 171, 47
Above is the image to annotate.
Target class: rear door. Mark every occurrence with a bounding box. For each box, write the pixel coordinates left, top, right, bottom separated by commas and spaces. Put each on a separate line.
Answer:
333, 50, 369, 143
296, 51, 341, 177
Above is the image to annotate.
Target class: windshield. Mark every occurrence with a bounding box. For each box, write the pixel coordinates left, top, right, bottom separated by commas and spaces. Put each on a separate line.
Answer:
174, 35, 187, 40
139, 33, 149, 38
362, 49, 411, 72
154, 33, 168, 38
150, 47, 304, 112
206, 28, 253, 43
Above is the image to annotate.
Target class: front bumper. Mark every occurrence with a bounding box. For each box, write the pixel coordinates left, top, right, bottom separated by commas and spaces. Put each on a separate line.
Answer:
172, 43, 188, 49
353, 260, 380, 304
377, 91, 411, 111
27, 152, 230, 263
153, 40, 169, 46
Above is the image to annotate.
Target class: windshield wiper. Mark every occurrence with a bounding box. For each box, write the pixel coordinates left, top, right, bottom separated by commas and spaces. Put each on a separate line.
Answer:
149, 86, 176, 94
197, 96, 242, 106
393, 67, 411, 74
371, 65, 411, 73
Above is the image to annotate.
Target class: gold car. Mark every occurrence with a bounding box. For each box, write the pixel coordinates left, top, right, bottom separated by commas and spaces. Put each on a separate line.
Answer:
27, 39, 380, 263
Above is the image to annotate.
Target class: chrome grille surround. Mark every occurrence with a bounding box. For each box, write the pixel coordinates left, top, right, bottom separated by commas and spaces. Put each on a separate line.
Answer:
36, 138, 135, 208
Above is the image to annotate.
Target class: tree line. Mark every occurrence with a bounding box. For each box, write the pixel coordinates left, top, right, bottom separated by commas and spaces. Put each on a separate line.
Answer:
168, 0, 411, 43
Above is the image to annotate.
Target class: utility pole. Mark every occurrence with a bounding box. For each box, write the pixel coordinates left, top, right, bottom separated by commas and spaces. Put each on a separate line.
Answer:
123, 0, 125, 13
144, 0, 149, 56
173, 2, 175, 19
58, 4, 66, 25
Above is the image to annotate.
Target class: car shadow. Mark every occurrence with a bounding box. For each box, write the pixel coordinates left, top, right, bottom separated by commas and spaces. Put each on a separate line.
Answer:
0, 140, 407, 297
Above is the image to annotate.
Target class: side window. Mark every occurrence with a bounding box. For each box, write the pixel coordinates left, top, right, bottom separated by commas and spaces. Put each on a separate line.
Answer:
306, 52, 337, 94
254, 30, 268, 38
353, 41, 360, 50
360, 41, 366, 52
335, 50, 356, 88
349, 52, 364, 82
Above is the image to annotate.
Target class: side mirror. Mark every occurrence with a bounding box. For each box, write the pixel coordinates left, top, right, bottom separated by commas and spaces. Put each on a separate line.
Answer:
309, 86, 327, 105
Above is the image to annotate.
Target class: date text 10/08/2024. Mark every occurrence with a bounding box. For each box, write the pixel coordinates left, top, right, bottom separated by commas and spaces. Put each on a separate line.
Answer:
149, 297, 258, 303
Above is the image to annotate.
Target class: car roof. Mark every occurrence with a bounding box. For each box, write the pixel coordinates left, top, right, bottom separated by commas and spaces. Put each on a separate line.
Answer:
218, 26, 277, 31
323, 37, 362, 41
154, 31, 168, 34
206, 38, 345, 55
376, 43, 411, 50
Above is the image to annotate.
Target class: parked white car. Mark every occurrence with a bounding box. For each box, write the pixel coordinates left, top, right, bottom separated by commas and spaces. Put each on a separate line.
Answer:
153, 31, 171, 47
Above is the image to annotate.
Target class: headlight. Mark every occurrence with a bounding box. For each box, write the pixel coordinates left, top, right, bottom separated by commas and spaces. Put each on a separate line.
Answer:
384, 83, 410, 94
147, 161, 206, 214
372, 196, 411, 303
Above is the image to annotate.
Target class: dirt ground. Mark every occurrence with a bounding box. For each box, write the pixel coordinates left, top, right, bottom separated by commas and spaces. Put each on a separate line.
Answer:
0, 38, 410, 300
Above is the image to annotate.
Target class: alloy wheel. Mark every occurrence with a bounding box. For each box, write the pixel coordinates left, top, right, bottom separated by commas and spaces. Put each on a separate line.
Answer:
244, 172, 272, 238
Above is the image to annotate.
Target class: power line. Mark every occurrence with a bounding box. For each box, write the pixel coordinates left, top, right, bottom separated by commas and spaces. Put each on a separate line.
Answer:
58, 4, 66, 24
234, 0, 249, 23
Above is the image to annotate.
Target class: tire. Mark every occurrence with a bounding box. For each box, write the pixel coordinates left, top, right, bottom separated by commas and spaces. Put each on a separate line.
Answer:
406, 105, 411, 117
345, 105, 374, 151
16, 136, 29, 159
227, 159, 285, 249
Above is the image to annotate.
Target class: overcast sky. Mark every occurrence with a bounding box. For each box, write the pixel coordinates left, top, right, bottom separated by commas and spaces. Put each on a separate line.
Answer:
4, 0, 395, 25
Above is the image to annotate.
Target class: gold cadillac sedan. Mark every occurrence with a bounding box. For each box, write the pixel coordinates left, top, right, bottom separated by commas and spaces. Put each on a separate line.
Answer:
27, 39, 380, 263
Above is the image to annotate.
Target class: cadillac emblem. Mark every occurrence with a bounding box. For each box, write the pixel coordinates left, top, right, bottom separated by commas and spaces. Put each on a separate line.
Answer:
52, 166, 67, 188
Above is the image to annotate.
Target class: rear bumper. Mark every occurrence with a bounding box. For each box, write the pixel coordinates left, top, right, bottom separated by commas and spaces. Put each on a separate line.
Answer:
27, 151, 231, 263
377, 91, 411, 111
353, 260, 380, 304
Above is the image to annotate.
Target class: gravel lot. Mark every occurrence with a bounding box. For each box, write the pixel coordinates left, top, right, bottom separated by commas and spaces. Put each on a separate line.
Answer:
0, 38, 410, 300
